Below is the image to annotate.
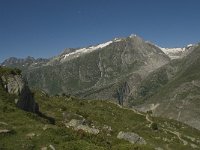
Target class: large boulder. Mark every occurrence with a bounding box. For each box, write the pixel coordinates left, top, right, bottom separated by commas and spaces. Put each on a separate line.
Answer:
1, 75, 24, 95
65, 119, 99, 135
117, 131, 146, 145
0, 71, 39, 113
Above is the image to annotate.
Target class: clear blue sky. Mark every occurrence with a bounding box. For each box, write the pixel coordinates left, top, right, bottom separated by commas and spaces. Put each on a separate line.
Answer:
1, 0, 200, 62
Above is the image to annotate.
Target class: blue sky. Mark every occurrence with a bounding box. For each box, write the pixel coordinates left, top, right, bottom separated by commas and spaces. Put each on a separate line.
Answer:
1, 0, 200, 62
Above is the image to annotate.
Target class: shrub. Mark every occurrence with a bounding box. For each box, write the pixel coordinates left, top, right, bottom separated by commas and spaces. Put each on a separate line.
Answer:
151, 122, 158, 130
0, 67, 22, 76
77, 129, 86, 139
61, 106, 67, 111
61, 93, 66, 97
79, 101, 85, 106
2, 106, 15, 113
147, 110, 153, 115
55, 94, 59, 97
76, 110, 89, 118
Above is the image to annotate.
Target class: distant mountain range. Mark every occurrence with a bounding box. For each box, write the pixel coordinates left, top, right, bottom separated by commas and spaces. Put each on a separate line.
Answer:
1, 56, 49, 70
160, 44, 196, 59
1, 35, 200, 130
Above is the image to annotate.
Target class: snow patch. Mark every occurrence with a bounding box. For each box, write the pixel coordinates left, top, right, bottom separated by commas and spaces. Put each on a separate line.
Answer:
187, 44, 193, 48
158, 43, 195, 59
113, 38, 122, 42
159, 47, 186, 59
63, 41, 113, 59
160, 47, 186, 53
129, 34, 137, 38
61, 39, 122, 61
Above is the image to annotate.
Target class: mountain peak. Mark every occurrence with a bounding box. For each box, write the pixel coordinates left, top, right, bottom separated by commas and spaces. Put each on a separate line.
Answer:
26, 56, 35, 60
129, 34, 144, 40
186, 44, 193, 48
129, 34, 137, 38
113, 37, 122, 42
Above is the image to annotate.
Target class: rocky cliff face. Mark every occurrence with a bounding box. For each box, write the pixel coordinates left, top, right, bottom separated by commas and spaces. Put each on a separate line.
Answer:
0, 68, 39, 113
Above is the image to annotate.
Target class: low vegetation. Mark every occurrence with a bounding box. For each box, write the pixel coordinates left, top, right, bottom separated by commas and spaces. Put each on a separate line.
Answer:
0, 66, 21, 76
1, 87, 200, 149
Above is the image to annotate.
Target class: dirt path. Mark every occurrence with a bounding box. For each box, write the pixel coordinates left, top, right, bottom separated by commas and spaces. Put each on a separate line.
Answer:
108, 101, 191, 146
108, 101, 145, 116
146, 114, 153, 127
162, 128, 188, 145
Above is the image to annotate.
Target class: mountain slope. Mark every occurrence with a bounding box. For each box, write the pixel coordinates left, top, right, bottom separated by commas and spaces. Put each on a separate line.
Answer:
14, 35, 169, 105
131, 44, 200, 130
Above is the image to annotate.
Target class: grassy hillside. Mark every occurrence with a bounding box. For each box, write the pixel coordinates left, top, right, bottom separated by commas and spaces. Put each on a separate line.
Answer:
1, 85, 200, 149
0, 67, 22, 76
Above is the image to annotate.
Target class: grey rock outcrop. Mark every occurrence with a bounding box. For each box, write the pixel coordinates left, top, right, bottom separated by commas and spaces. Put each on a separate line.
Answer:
0, 73, 39, 113
65, 119, 99, 135
0, 129, 11, 134
117, 131, 146, 145
1, 75, 25, 95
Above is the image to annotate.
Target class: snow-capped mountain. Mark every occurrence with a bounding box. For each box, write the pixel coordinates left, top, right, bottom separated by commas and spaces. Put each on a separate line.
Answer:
1, 56, 49, 69
2, 35, 198, 68
46, 38, 123, 65
4, 34, 170, 99
159, 44, 195, 59
56, 34, 195, 61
